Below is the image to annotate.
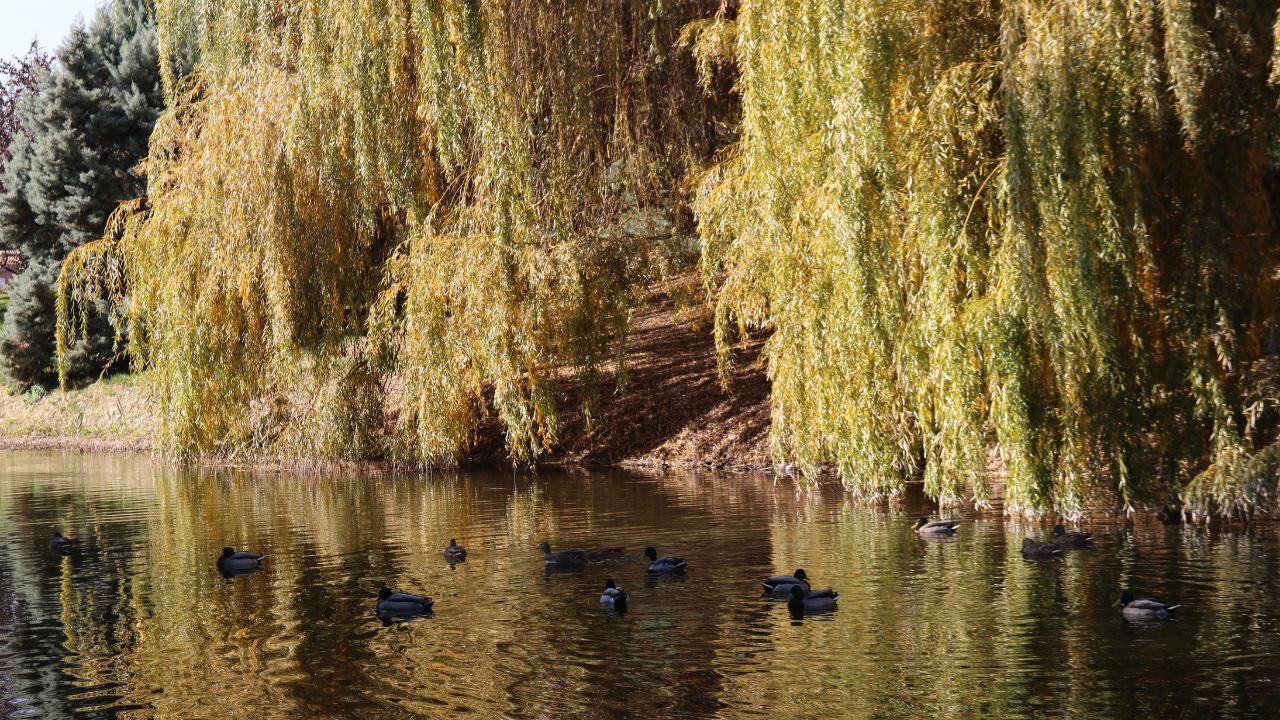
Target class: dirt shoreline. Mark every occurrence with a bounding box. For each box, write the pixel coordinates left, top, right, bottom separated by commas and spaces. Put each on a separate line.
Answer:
0, 294, 778, 472
465, 293, 774, 471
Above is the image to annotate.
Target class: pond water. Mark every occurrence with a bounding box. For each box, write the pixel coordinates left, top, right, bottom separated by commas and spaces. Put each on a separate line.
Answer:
1, 451, 1279, 719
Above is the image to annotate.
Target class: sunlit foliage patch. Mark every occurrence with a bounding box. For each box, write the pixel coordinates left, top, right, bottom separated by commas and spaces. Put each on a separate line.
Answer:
60, 0, 730, 463
60, 0, 1280, 518
696, 0, 1280, 516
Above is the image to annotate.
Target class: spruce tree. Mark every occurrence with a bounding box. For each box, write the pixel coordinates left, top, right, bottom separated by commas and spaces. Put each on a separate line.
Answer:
0, 0, 163, 386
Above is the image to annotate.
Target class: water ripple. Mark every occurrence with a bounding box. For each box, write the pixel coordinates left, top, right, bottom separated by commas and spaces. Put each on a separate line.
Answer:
2, 453, 1280, 718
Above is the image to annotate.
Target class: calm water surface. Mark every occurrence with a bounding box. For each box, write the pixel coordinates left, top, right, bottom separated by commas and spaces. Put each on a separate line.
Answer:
1, 451, 1279, 718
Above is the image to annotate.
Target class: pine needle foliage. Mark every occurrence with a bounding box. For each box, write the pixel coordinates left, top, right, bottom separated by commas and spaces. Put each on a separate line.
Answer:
697, 0, 1280, 515
4, 0, 164, 387
60, 0, 730, 462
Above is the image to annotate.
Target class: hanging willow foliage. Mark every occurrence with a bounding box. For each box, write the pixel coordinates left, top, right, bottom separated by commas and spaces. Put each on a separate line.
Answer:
58, 0, 732, 462
696, 0, 1280, 515
60, 0, 1280, 517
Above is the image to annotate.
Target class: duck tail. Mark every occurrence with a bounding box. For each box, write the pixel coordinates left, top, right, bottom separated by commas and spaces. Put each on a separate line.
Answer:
1165, 605, 1181, 612
760, 582, 775, 591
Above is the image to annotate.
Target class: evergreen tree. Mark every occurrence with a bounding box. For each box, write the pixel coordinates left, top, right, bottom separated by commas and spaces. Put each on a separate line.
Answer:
0, 0, 163, 386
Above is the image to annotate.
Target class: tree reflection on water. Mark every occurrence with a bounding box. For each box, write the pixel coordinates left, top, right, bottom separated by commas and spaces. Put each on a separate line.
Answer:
0, 452, 1278, 718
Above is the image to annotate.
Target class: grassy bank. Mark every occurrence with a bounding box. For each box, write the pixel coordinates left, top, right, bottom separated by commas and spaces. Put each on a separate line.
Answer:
0, 372, 153, 452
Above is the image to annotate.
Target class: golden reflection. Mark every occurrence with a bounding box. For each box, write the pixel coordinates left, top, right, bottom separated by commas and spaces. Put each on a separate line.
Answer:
1, 453, 1279, 718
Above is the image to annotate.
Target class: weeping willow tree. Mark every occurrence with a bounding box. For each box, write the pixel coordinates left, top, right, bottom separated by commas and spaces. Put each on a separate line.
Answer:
696, 0, 1280, 515
61, 0, 1280, 517
59, 0, 732, 462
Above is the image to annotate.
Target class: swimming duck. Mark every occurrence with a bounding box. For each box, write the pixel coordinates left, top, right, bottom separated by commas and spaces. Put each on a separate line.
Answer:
642, 547, 686, 572
1021, 538, 1064, 557
761, 569, 810, 595
376, 587, 434, 614
48, 531, 72, 555
216, 547, 265, 571
599, 579, 628, 610
1051, 525, 1094, 548
537, 541, 587, 565
788, 584, 840, 614
1118, 591, 1180, 618
913, 518, 960, 534
583, 546, 629, 562
444, 539, 467, 563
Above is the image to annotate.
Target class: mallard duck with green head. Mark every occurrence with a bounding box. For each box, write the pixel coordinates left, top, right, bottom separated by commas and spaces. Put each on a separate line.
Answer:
642, 547, 686, 572
762, 569, 810, 595
787, 585, 840, 614
913, 518, 960, 535
599, 579, 628, 611
217, 547, 265, 571
376, 587, 434, 614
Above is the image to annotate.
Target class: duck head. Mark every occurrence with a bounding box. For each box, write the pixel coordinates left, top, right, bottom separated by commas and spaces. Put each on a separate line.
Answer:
794, 569, 808, 581
53, 531, 64, 538
913, 518, 929, 529
220, 547, 236, 559
1052, 524, 1066, 537
1118, 591, 1135, 606
789, 585, 808, 600
605, 579, 618, 590
449, 539, 458, 547
378, 587, 393, 601
642, 547, 658, 561
537, 541, 551, 552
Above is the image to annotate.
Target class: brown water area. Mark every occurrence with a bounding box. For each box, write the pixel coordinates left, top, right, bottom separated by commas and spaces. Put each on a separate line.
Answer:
1, 452, 1279, 718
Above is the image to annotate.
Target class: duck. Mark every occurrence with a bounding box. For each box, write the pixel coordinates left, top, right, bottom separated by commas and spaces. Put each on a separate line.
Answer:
599, 579, 628, 611
913, 518, 960, 534
761, 569, 810, 595
376, 587, 434, 614
1021, 538, 1064, 557
1051, 525, 1094, 548
216, 547, 266, 571
444, 539, 467, 563
48, 531, 72, 555
537, 541, 587, 565
642, 547, 686, 572
583, 546, 629, 562
787, 584, 840, 614
1118, 591, 1180, 618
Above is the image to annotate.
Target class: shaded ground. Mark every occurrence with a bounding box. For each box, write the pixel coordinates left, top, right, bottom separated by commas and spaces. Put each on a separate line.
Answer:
468, 293, 773, 470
